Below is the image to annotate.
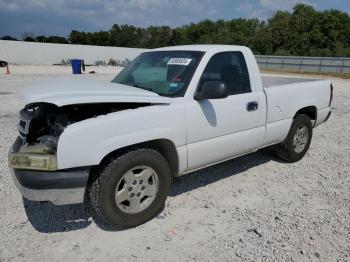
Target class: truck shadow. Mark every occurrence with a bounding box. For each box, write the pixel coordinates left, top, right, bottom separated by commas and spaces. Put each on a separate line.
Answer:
23, 196, 121, 233
23, 147, 280, 233
169, 147, 277, 197
23, 199, 92, 232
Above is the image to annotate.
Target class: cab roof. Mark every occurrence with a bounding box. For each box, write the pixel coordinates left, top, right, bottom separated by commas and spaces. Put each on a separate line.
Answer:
153, 45, 248, 53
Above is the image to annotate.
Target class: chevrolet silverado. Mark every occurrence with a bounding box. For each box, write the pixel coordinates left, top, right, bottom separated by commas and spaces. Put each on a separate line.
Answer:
9, 45, 333, 227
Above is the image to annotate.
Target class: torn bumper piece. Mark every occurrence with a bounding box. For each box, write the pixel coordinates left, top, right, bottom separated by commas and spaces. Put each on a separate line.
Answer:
9, 137, 90, 205
10, 167, 90, 205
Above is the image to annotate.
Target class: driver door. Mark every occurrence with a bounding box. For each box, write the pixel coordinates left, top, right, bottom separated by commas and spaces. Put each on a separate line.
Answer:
186, 51, 264, 171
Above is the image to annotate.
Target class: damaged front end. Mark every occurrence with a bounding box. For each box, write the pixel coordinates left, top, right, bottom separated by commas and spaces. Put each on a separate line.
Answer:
10, 102, 150, 171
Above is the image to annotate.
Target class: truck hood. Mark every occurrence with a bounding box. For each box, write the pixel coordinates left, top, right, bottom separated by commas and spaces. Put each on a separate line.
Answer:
18, 76, 171, 106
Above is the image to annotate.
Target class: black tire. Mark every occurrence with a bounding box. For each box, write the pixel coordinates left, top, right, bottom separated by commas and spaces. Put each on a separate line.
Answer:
89, 149, 171, 228
276, 114, 313, 162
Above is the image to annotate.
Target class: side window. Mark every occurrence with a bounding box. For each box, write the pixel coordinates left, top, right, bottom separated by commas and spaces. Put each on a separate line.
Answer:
199, 52, 251, 95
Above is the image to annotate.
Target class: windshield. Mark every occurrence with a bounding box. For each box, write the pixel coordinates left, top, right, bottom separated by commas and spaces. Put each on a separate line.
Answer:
111, 51, 204, 97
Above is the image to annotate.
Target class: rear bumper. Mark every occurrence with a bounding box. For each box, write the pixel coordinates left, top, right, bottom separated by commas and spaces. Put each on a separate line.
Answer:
9, 137, 90, 205
315, 107, 332, 127
323, 111, 332, 123
322, 106, 334, 124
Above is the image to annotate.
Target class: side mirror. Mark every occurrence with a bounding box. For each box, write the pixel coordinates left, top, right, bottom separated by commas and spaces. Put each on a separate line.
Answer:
195, 81, 228, 101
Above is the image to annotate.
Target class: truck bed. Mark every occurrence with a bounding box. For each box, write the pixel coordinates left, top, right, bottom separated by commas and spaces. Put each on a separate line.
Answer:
262, 74, 319, 88
263, 73, 331, 129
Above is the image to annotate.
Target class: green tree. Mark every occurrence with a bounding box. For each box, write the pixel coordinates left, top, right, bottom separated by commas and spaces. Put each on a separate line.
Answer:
45, 36, 68, 44
12, 3, 349, 57
35, 35, 46, 42
69, 30, 87, 44
1, 35, 18, 41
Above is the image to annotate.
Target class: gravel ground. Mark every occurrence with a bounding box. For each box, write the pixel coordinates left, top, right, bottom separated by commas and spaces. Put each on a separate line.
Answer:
0, 66, 349, 262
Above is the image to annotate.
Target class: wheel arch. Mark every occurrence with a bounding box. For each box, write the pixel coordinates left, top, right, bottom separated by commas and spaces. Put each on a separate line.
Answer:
96, 139, 180, 178
294, 106, 317, 125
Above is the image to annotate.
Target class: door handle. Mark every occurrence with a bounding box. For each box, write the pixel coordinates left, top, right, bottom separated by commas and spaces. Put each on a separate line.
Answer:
247, 101, 258, 111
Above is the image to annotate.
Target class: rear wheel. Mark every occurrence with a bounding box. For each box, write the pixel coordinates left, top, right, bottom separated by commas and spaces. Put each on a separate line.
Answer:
276, 114, 313, 162
89, 149, 171, 228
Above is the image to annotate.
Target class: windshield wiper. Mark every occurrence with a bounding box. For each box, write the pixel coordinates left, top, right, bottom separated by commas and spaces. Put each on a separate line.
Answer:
132, 84, 169, 97
133, 84, 154, 92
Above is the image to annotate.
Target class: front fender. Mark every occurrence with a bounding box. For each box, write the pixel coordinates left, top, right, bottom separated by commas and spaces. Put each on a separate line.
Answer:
57, 104, 186, 169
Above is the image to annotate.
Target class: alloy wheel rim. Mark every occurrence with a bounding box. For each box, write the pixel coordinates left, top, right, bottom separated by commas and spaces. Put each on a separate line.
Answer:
293, 125, 308, 154
115, 165, 159, 214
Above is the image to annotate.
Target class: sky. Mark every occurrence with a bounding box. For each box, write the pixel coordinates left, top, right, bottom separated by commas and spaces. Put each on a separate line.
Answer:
0, 0, 349, 39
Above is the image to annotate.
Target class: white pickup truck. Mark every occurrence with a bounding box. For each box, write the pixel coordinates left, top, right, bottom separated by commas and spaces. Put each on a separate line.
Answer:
9, 45, 333, 227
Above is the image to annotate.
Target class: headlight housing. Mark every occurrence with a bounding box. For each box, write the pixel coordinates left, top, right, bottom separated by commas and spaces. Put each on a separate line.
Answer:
9, 153, 58, 171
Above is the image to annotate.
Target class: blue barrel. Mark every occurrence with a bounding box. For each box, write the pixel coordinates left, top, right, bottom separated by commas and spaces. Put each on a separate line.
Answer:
70, 59, 82, 74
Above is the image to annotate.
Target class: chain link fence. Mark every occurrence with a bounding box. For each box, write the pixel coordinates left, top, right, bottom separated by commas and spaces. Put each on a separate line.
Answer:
256, 55, 350, 73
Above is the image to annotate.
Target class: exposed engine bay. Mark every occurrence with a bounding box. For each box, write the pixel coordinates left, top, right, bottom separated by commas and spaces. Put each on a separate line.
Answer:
17, 102, 151, 154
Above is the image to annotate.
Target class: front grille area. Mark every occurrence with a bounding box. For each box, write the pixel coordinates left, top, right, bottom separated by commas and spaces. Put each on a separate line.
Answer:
17, 120, 30, 142
19, 120, 26, 129
17, 108, 33, 143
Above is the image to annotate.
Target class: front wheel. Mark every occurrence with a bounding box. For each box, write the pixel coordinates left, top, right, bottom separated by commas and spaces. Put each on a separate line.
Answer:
89, 149, 171, 228
276, 114, 313, 162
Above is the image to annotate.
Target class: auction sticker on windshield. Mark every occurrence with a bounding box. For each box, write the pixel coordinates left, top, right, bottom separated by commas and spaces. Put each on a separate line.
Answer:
167, 58, 192, 66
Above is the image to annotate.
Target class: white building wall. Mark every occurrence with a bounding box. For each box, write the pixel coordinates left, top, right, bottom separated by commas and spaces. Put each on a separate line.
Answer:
0, 40, 147, 65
